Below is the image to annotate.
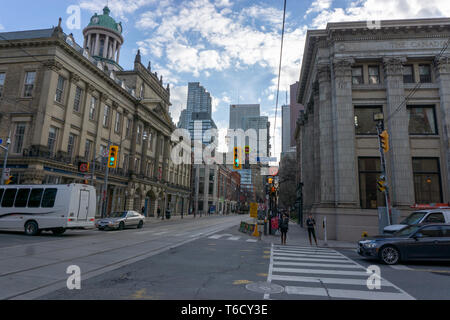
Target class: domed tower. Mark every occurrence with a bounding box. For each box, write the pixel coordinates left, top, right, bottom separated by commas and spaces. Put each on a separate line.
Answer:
83, 6, 124, 71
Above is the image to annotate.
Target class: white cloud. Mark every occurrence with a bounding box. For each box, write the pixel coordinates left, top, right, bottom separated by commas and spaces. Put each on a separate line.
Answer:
79, 0, 159, 20
135, 0, 306, 93
0, 24, 4, 31
168, 85, 188, 124
309, 0, 450, 29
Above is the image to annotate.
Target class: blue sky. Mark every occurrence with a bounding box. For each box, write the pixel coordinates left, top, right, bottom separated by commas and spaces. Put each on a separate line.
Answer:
1, 0, 450, 161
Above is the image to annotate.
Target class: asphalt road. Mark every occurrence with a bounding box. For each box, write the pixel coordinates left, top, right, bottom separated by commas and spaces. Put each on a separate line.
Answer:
2, 216, 450, 300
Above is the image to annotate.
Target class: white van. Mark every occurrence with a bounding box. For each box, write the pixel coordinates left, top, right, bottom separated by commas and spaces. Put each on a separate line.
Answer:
0, 184, 96, 236
383, 209, 450, 234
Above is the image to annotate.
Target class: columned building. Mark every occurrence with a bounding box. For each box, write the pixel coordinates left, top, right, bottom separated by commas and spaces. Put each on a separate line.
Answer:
295, 18, 450, 241
0, 7, 191, 217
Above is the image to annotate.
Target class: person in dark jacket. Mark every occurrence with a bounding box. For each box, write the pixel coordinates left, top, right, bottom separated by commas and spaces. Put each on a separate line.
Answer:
279, 213, 289, 245
306, 214, 318, 246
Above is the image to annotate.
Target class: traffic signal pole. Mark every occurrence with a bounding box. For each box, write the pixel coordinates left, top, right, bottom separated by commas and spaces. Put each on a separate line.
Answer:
0, 132, 11, 185
376, 122, 392, 225
101, 140, 112, 219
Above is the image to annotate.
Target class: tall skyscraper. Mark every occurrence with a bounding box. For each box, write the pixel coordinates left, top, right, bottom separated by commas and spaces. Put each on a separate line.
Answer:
229, 104, 260, 130
281, 105, 291, 153
178, 82, 216, 143
290, 82, 304, 148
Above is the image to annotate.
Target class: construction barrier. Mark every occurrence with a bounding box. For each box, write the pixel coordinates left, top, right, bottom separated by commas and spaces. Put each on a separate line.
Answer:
239, 221, 256, 234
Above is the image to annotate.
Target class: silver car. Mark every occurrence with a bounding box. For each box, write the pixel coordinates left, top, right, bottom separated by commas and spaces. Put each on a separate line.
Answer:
96, 211, 145, 230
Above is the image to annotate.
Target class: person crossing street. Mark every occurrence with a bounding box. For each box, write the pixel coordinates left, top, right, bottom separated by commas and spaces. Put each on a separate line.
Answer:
306, 214, 318, 246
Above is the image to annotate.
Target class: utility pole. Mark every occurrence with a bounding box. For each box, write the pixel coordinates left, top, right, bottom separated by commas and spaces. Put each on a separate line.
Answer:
0, 132, 11, 185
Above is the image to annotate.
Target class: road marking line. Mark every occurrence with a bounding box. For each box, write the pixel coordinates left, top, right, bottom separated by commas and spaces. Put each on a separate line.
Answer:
153, 231, 168, 236
246, 239, 258, 243
271, 274, 394, 286
389, 265, 413, 271
227, 236, 240, 241
273, 252, 346, 259
274, 249, 341, 256
273, 256, 352, 263
264, 243, 274, 300
285, 286, 414, 300
273, 246, 340, 252
273, 261, 362, 269
272, 267, 368, 276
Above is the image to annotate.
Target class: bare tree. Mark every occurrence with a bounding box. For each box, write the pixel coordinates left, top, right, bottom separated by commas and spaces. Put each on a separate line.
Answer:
278, 153, 297, 210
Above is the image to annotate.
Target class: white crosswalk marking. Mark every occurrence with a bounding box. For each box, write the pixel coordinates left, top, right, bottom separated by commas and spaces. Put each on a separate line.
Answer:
265, 244, 415, 300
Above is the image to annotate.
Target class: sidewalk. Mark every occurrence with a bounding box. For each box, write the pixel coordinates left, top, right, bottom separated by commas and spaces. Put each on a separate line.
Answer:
144, 213, 239, 224
256, 220, 356, 249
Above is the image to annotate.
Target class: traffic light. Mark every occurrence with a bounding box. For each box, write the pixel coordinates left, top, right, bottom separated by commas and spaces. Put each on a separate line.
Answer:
268, 177, 273, 184
377, 176, 386, 193
5, 175, 14, 185
233, 147, 242, 170
379, 130, 389, 153
108, 145, 119, 168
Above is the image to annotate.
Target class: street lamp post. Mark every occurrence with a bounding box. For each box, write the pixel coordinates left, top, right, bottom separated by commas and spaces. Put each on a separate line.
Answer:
0, 132, 11, 185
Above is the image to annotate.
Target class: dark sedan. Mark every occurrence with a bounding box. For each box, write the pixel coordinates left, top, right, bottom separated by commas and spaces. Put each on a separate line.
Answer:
358, 224, 450, 265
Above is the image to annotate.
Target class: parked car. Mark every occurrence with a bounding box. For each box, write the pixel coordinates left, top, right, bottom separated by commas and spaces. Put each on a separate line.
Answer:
96, 211, 144, 230
358, 223, 450, 265
383, 209, 450, 234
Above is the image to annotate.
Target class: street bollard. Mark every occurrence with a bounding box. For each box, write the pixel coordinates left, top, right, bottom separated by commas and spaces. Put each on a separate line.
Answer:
323, 216, 328, 246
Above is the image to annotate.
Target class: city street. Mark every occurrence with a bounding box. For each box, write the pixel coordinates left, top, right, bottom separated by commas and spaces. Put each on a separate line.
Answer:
1, 217, 449, 300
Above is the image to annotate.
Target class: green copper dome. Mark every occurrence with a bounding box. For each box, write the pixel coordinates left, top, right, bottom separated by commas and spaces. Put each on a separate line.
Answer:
87, 6, 122, 34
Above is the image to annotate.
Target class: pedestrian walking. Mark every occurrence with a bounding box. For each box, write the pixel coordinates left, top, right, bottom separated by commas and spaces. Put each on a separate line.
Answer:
306, 214, 318, 246
279, 213, 289, 245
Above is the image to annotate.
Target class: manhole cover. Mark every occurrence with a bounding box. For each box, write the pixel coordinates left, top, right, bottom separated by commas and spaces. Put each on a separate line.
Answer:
246, 282, 284, 294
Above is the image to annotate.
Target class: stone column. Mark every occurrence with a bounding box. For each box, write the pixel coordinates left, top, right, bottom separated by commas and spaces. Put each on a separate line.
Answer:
60, 72, 80, 156
94, 34, 100, 56
116, 45, 121, 63
154, 131, 162, 180
103, 36, 109, 59
112, 39, 117, 61
434, 57, 450, 201
130, 115, 139, 174
332, 57, 358, 206
162, 136, 170, 182
383, 57, 415, 207
140, 125, 149, 175
312, 81, 321, 205
317, 63, 335, 205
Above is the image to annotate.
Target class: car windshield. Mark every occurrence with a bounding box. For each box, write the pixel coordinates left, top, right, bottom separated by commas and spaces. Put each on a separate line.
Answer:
393, 225, 422, 237
109, 212, 127, 218
400, 212, 427, 225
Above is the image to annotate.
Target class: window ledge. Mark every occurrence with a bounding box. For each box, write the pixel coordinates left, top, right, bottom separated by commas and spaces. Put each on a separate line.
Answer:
409, 134, 440, 138
352, 84, 385, 90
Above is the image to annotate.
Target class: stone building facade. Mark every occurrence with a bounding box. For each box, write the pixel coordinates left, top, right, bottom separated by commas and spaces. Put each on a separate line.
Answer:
0, 8, 191, 217
295, 18, 450, 241
192, 163, 240, 215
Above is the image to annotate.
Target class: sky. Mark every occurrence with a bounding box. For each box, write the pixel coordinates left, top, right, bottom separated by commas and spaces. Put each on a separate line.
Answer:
1, 0, 450, 164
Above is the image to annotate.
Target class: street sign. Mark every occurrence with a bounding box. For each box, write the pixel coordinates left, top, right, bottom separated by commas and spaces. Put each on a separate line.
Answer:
3, 168, 10, 180
250, 203, 258, 218
78, 162, 90, 173
0, 139, 3, 144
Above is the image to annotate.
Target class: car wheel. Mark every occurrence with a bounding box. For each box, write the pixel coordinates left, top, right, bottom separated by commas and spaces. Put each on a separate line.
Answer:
24, 221, 39, 236
118, 222, 125, 230
137, 220, 144, 229
52, 228, 66, 236
380, 245, 400, 265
